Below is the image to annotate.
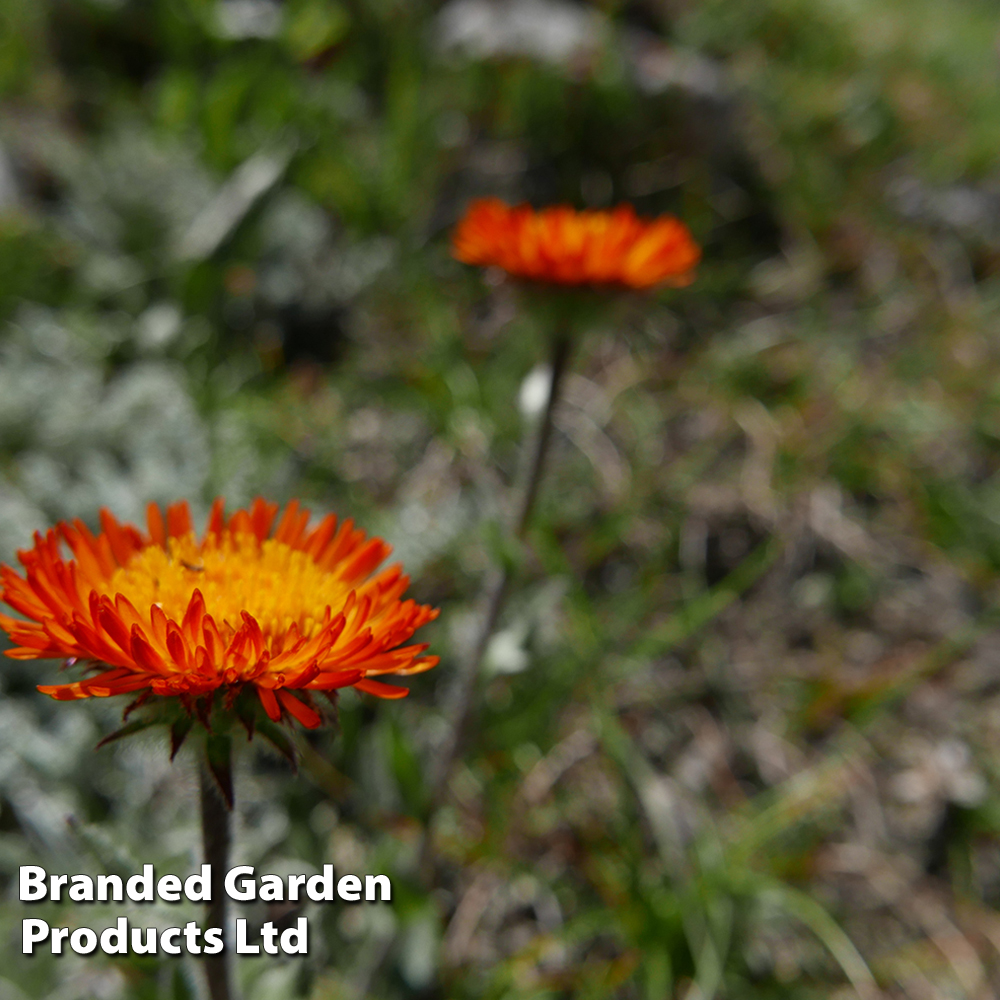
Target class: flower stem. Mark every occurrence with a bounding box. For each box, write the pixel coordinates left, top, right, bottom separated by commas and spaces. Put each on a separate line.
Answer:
200, 742, 234, 1000
421, 325, 573, 875
512, 329, 574, 538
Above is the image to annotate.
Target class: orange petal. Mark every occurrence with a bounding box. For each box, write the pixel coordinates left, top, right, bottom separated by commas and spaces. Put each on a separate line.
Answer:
257, 685, 281, 721
354, 678, 408, 699
147, 503, 166, 547
166, 501, 193, 539
277, 689, 322, 728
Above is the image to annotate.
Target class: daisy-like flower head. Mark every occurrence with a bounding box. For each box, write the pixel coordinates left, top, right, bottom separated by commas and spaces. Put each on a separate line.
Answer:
0, 499, 439, 730
452, 198, 700, 289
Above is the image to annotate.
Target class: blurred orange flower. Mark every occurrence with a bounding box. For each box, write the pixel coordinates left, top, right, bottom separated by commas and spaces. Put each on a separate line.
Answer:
452, 198, 700, 289
0, 499, 439, 729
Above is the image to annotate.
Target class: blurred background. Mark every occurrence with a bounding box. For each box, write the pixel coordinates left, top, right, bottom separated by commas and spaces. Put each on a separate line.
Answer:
3, 0, 1000, 997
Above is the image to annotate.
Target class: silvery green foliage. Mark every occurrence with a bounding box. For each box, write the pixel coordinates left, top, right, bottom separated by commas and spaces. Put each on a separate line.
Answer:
0, 309, 210, 552
436, 0, 605, 66
254, 190, 395, 313
35, 126, 216, 265
214, 0, 284, 41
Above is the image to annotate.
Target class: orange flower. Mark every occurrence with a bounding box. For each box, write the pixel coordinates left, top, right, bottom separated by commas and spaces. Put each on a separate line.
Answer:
452, 198, 700, 289
0, 499, 439, 729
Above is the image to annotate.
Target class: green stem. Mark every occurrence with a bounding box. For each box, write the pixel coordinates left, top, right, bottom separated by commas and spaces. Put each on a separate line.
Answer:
200, 741, 234, 1000
420, 325, 573, 877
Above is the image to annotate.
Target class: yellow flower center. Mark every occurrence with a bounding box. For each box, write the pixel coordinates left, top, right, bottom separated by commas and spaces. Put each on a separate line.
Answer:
104, 534, 351, 638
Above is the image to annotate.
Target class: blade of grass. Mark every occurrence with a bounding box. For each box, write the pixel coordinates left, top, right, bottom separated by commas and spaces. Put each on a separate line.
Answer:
728, 732, 872, 864
755, 878, 878, 999
630, 535, 783, 660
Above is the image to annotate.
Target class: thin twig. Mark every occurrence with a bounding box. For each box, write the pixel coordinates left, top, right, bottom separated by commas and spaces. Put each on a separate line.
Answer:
419, 326, 573, 878
200, 751, 234, 1000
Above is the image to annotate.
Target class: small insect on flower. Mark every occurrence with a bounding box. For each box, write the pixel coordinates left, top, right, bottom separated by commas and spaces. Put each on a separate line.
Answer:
0, 499, 439, 730
452, 198, 701, 289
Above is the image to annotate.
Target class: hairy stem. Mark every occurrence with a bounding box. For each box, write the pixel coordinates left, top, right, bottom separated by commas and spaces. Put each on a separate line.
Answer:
200, 745, 234, 1000
420, 326, 573, 875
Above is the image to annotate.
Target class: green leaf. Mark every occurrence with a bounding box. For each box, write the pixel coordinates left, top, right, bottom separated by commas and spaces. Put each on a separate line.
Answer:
205, 732, 234, 809
170, 716, 194, 761
95, 718, 157, 750
255, 717, 299, 773
283, 0, 350, 62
